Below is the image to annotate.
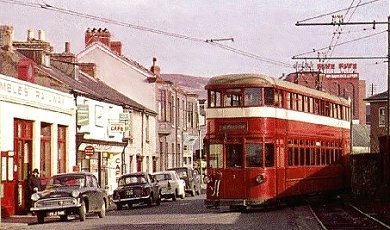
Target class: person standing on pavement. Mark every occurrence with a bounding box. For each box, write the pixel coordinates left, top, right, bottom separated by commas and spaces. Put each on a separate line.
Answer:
27, 168, 41, 211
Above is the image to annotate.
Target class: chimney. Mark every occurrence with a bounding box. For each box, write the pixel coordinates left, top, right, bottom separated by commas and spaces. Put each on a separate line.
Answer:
38, 30, 45, 41
65, 42, 71, 53
150, 57, 161, 78
110, 41, 122, 56
27, 29, 34, 41
84, 27, 111, 47
0, 25, 14, 51
79, 62, 96, 78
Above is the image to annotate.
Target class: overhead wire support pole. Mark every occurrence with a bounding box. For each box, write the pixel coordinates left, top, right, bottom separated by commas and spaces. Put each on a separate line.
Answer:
295, 19, 390, 136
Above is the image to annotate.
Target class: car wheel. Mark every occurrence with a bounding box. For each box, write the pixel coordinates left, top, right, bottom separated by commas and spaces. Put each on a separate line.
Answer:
116, 203, 123, 210
190, 186, 195, 197
98, 201, 106, 218
37, 212, 45, 224
127, 202, 133, 209
156, 193, 161, 205
60, 214, 68, 221
79, 201, 86, 222
147, 194, 153, 207
172, 192, 177, 201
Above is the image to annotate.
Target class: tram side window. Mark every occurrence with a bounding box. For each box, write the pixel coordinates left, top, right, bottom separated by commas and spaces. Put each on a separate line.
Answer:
244, 88, 262, 106
209, 90, 221, 107
226, 144, 243, 168
264, 88, 274, 106
246, 144, 262, 167
265, 143, 274, 167
209, 144, 223, 168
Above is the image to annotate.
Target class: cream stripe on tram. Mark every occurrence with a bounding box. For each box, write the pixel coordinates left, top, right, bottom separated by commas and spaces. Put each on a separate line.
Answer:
206, 107, 350, 129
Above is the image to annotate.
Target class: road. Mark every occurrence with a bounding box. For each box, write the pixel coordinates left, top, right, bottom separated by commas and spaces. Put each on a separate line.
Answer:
22, 195, 323, 230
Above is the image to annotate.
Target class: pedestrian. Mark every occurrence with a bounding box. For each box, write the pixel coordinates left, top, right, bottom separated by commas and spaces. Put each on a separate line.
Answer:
28, 168, 41, 193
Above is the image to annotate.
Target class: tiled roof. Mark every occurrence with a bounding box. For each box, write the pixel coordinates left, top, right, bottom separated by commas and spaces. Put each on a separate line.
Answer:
365, 91, 388, 101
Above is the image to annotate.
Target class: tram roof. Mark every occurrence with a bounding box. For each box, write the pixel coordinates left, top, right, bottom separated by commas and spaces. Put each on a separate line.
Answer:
206, 73, 350, 105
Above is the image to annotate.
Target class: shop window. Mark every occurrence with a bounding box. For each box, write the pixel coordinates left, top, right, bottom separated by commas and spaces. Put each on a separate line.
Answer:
40, 123, 51, 178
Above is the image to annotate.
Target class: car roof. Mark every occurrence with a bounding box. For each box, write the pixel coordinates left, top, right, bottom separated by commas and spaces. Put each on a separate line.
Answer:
152, 171, 176, 175
52, 172, 94, 177
119, 172, 148, 177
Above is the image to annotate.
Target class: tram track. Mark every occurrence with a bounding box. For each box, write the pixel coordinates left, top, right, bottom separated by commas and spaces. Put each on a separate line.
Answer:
310, 198, 390, 230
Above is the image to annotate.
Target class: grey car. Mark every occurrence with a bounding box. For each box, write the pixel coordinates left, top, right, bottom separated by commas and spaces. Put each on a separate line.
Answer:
30, 172, 108, 224
168, 167, 201, 196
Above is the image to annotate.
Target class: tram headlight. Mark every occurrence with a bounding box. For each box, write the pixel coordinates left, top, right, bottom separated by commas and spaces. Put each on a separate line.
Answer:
255, 174, 266, 184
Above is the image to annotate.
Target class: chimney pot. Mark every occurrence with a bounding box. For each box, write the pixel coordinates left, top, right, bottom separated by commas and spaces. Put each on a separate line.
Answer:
27, 29, 34, 41
65, 42, 71, 53
38, 30, 45, 41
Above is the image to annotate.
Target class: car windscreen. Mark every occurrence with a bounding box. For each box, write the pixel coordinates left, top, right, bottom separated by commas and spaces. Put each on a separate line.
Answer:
154, 173, 172, 181
118, 175, 147, 186
47, 175, 85, 188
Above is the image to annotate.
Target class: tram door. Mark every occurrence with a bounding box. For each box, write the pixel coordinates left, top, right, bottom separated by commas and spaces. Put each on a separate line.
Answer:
221, 144, 246, 199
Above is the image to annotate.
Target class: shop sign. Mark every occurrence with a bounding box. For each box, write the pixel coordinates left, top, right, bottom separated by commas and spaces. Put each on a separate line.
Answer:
77, 104, 89, 125
84, 145, 94, 156
108, 122, 125, 134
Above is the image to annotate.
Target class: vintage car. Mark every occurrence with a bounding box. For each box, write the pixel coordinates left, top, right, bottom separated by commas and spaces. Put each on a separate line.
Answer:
152, 171, 186, 201
30, 172, 108, 224
168, 167, 202, 196
113, 172, 160, 210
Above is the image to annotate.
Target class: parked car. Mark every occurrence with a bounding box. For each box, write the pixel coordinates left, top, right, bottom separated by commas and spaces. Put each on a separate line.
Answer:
30, 172, 108, 224
168, 167, 201, 196
113, 172, 160, 210
152, 171, 186, 201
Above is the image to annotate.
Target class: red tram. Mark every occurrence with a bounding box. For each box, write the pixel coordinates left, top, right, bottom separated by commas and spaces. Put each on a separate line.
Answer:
204, 73, 351, 208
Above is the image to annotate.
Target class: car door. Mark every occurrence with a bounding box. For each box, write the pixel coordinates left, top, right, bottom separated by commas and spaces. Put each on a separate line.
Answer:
88, 175, 103, 212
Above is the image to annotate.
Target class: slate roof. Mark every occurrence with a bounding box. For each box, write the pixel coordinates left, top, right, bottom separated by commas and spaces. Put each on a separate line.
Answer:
365, 91, 387, 102
39, 65, 156, 114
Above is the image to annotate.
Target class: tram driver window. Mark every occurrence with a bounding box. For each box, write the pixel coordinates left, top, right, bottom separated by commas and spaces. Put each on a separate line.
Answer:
265, 143, 274, 167
246, 144, 262, 167
226, 144, 243, 168
244, 88, 262, 106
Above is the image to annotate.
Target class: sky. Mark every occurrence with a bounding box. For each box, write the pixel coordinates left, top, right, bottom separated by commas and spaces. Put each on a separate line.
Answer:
0, 0, 388, 95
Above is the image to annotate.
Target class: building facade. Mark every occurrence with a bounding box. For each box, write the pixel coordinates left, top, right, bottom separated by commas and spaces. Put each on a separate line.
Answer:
77, 28, 158, 174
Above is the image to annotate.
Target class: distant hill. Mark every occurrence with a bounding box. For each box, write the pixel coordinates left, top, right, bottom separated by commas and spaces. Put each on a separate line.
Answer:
161, 74, 209, 99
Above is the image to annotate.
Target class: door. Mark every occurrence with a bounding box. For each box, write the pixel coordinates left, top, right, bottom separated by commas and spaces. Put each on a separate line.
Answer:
14, 119, 33, 214
220, 144, 246, 199
1, 151, 17, 217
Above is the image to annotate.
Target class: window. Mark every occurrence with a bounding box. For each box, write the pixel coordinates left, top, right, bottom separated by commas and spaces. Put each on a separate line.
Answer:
224, 89, 242, 107
264, 88, 274, 106
209, 90, 221, 107
246, 144, 262, 167
244, 88, 262, 106
226, 144, 243, 168
40, 123, 51, 178
265, 143, 274, 167
379, 107, 386, 127
145, 115, 150, 142
57, 125, 66, 174
209, 144, 223, 168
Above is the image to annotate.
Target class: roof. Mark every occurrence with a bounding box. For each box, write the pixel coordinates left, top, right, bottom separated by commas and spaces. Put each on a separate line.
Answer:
365, 91, 387, 102
38, 63, 156, 115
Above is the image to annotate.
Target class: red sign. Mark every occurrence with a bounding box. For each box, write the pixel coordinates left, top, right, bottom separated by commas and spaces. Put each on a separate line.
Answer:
84, 145, 95, 156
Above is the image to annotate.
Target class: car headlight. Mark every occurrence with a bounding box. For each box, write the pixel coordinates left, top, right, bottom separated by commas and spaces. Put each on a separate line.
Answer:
31, 193, 40, 202
255, 174, 266, 184
203, 176, 210, 184
71, 190, 80, 198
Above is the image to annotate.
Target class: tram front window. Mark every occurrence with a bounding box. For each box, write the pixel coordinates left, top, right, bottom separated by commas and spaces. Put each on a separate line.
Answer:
226, 144, 243, 168
246, 144, 262, 167
209, 144, 223, 168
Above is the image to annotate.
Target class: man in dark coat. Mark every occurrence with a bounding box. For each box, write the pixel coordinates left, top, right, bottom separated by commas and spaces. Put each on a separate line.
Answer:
28, 168, 41, 192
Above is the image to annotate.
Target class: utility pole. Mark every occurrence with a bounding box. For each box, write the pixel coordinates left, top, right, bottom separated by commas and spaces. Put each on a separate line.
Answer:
296, 14, 390, 194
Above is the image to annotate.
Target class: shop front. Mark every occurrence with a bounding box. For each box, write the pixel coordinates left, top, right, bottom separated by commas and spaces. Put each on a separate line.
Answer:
78, 140, 127, 198
0, 74, 76, 216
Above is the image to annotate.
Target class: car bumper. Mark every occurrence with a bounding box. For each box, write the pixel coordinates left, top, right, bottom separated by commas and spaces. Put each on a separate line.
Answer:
113, 195, 150, 203
31, 197, 81, 212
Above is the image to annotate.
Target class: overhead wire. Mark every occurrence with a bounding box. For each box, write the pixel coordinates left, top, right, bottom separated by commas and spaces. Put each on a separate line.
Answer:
0, 0, 293, 69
